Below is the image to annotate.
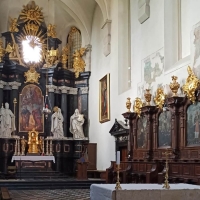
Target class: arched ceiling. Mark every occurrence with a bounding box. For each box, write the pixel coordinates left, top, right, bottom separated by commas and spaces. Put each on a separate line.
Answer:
0, 0, 110, 46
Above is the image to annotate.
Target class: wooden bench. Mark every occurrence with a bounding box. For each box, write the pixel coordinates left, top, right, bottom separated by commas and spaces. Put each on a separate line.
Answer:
1, 187, 12, 200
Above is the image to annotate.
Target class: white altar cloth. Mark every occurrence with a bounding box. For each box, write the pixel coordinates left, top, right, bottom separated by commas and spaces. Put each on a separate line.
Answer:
90, 183, 200, 200
11, 156, 55, 163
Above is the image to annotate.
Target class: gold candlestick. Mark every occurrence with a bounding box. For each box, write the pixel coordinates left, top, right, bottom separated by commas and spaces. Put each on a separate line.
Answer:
115, 164, 122, 190
162, 149, 172, 189
144, 89, 152, 106
126, 97, 131, 112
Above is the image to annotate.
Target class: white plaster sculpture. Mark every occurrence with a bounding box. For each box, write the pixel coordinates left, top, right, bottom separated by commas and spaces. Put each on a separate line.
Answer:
51, 106, 64, 138
0, 103, 16, 138
69, 109, 85, 139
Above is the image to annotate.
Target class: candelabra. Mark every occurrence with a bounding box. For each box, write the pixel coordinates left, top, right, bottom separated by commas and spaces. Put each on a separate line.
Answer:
115, 164, 122, 190
162, 149, 172, 189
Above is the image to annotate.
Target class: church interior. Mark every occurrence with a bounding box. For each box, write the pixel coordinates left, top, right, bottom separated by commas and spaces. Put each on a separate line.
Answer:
0, 0, 200, 200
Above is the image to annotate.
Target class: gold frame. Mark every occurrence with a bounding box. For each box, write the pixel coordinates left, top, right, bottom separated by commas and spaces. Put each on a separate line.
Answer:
99, 73, 110, 123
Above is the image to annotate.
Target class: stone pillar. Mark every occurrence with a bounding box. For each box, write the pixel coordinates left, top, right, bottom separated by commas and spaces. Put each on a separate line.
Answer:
9, 81, 21, 133
79, 87, 89, 137
46, 85, 57, 137
0, 80, 6, 107
59, 86, 69, 137
84, 44, 92, 71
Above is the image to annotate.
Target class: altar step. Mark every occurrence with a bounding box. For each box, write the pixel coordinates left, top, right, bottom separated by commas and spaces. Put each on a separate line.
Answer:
0, 178, 105, 190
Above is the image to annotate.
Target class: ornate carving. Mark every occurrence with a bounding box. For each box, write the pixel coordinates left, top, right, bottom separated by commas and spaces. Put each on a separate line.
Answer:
144, 89, 152, 106
154, 88, 166, 109
46, 85, 57, 93
68, 88, 78, 95
59, 86, 69, 94
169, 76, 180, 97
0, 80, 6, 89
73, 48, 86, 78
182, 66, 199, 103
9, 17, 19, 32
133, 97, 143, 117
24, 66, 40, 84
20, 1, 44, 25
47, 24, 57, 38
9, 81, 21, 90
61, 45, 69, 69
126, 97, 131, 112
80, 87, 88, 94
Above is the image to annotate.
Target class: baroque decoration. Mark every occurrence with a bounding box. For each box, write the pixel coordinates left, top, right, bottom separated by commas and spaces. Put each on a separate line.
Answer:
134, 97, 143, 117
24, 66, 40, 84
154, 88, 166, 109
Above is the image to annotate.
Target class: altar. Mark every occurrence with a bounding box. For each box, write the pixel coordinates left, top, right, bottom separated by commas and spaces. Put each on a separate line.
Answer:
11, 156, 55, 171
90, 184, 200, 200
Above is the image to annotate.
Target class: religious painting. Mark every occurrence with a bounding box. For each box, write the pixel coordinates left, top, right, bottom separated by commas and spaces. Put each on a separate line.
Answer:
99, 73, 110, 123
158, 111, 172, 147
187, 102, 200, 146
137, 116, 147, 148
191, 21, 200, 79
142, 48, 164, 87
19, 84, 44, 132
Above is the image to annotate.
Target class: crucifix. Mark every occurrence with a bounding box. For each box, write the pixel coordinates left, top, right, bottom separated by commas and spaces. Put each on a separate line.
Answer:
162, 149, 172, 189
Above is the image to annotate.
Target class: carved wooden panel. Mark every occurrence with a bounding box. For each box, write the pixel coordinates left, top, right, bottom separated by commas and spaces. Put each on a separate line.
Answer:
194, 166, 200, 176
170, 164, 179, 174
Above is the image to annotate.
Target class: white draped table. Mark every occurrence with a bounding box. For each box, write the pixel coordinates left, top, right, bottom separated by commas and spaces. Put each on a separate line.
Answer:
90, 183, 200, 200
11, 156, 55, 163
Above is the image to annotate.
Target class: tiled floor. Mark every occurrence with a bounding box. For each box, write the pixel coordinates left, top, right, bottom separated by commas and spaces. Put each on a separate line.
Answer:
10, 189, 90, 200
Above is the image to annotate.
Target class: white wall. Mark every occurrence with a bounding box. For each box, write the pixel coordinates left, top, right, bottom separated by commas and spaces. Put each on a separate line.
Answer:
89, 0, 200, 170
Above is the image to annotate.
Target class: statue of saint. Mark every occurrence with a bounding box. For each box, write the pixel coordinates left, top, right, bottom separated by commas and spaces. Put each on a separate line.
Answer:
0, 103, 16, 137
69, 109, 85, 139
51, 106, 64, 138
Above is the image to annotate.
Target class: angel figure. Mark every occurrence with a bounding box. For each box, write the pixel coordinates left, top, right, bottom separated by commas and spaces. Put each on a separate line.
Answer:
47, 24, 57, 38
9, 18, 19, 33
73, 48, 86, 78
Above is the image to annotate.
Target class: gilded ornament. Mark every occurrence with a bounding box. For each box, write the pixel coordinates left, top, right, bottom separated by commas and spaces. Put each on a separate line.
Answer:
133, 97, 143, 117
144, 89, 152, 106
182, 66, 199, 103
44, 47, 59, 68
9, 17, 19, 32
154, 88, 166, 109
20, 1, 44, 25
47, 24, 57, 38
73, 48, 86, 78
169, 76, 180, 96
24, 66, 40, 84
61, 45, 69, 69
0, 38, 5, 62
126, 97, 131, 112
28, 128, 39, 154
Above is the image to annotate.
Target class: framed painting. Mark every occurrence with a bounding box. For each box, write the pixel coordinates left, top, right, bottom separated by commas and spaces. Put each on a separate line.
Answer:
186, 102, 200, 146
19, 84, 44, 132
137, 116, 147, 149
99, 73, 110, 123
158, 111, 172, 147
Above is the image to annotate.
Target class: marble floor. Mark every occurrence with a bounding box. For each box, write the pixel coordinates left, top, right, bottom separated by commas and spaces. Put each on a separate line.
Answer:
10, 189, 90, 200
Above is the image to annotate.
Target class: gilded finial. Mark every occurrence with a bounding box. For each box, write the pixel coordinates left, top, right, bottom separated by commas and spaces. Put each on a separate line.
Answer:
182, 66, 199, 103
144, 89, 152, 106
126, 97, 131, 112
133, 97, 143, 117
154, 88, 166, 109
169, 76, 180, 97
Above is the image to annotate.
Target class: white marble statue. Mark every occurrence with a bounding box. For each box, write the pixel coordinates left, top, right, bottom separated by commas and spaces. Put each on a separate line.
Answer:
0, 103, 16, 137
69, 109, 85, 139
51, 106, 64, 138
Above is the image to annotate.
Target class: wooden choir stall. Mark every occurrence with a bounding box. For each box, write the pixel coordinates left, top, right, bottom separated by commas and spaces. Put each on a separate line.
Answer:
106, 67, 200, 185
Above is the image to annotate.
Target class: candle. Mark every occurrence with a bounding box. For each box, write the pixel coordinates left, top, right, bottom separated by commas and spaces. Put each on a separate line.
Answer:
116, 151, 120, 164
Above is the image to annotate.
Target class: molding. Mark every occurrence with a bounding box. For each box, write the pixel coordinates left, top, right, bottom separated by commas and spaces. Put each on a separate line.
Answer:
0, 80, 6, 89
46, 85, 57, 93
138, 0, 150, 24
58, 86, 70, 94
80, 87, 88, 94
69, 88, 78, 95
8, 81, 22, 90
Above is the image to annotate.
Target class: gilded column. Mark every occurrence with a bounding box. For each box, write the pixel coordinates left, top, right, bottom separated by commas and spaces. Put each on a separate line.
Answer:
59, 86, 69, 137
